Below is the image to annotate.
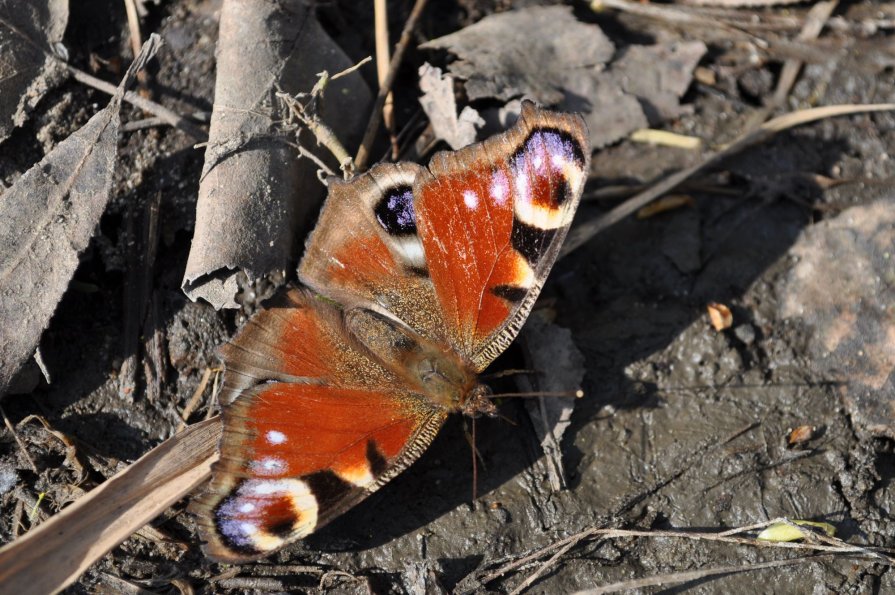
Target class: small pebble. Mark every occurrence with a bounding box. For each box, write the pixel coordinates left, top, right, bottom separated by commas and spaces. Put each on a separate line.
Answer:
734, 323, 756, 345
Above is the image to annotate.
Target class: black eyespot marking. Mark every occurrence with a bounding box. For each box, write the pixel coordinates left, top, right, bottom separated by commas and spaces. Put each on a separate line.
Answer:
304, 470, 353, 512
366, 440, 388, 477
492, 285, 528, 303
407, 265, 429, 278
511, 219, 558, 265
375, 185, 417, 236
267, 514, 298, 538
552, 177, 571, 207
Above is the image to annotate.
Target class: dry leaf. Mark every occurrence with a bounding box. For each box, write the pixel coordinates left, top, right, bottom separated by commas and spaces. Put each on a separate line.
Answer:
0, 0, 69, 143
418, 62, 483, 150
519, 311, 586, 491
421, 6, 614, 105
707, 302, 733, 331
0, 418, 219, 594
182, 0, 371, 309
630, 129, 702, 150
780, 196, 895, 438
0, 36, 161, 396
422, 6, 705, 148
757, 520, 836, 542
787, 425, 816, 446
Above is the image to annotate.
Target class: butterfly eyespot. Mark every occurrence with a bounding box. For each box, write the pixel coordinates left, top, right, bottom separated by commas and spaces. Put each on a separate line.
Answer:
374, 185, 416, 236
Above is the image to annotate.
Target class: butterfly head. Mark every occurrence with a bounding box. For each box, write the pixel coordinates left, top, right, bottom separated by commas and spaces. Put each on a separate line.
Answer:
460, 384, 498, 418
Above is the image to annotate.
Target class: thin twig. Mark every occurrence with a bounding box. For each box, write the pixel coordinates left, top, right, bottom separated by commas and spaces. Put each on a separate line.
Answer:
69, 66, 207, 140
0, 405, 37, 472
277, 91, 354, 177
590, 0, 763, 45
204, 369, 222, 421
486, 523, 894, 592
354, 0, 429, 170
177, 367, 213, 432
576, 555, 837, 595
294, 143, 337, 179
122, 0, 143, 53
509, 536, 580, 594
771, 0, 837, 109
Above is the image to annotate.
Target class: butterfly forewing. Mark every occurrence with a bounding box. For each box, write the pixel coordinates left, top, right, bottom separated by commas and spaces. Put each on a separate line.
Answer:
415, 102, 589, 370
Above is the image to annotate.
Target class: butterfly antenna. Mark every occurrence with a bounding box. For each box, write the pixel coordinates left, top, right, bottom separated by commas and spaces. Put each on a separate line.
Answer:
481, 368, 542, 380
462, 418, 488, 502
471, 416, 478, 502
489, 389, 585, 400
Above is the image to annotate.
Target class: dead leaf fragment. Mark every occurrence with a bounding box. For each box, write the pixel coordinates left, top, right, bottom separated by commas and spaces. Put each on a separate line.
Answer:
182, 0, 371, 309
0, 0, 69, 143
418, 63, 483, 150
757, 520, 836, 542
630, 129, 702, 150
0, 418, 219, 594
787, 425, 816, 446
421, 6, 615, 105
707, 303, 733, 331
0, 36, 161, 396
422, 6, 705, 149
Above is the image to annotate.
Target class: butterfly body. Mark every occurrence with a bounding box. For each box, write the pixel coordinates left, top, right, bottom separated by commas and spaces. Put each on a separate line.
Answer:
192, 102, 589, 562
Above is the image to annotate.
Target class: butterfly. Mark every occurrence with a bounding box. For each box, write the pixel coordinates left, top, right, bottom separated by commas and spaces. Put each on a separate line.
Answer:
191, 101, 590, 562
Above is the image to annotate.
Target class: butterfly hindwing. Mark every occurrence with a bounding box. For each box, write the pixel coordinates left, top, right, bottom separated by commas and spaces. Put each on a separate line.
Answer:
191, 289, 447, 563
298, 163, 450, 345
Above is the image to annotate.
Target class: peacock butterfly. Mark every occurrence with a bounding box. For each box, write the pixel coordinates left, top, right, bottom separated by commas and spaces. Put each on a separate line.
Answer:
191, 101, 590, 562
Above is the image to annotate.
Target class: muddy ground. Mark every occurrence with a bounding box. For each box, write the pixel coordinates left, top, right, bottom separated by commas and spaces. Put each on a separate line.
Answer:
0, 0, 893, 593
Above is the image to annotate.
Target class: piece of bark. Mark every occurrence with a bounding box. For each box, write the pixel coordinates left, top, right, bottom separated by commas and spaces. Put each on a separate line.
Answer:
779, 196, 895, 439
0, 35, 161, 397
0, 0, 69, 143
181, 0, 371, 309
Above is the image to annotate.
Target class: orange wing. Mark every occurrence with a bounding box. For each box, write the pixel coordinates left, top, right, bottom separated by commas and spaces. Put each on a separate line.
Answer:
416, 102, 589, 370
191, 289, 446, 563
